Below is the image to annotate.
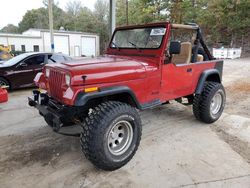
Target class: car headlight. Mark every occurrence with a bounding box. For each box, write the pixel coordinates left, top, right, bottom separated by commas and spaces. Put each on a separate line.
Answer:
45, 68, 50, 77
65, 74, 71, 86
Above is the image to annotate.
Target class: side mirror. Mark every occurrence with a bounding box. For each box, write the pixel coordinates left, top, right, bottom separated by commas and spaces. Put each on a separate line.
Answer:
19, 62, 28, 67
169, 41, 181, 55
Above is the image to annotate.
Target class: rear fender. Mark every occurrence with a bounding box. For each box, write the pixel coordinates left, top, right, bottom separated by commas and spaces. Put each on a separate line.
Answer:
195, 69, 221, 94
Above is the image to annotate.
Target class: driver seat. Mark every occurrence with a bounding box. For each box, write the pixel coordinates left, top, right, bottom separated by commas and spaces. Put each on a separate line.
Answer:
172, 42, 192, 64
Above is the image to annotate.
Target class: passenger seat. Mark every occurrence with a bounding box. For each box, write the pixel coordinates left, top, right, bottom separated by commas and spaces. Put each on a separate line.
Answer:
197, 54, 204, 62
172, 42, 192, 64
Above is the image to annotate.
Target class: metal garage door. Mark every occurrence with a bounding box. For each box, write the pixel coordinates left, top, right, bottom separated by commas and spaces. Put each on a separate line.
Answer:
81, 37, 96, 57
54, 35, 69, 55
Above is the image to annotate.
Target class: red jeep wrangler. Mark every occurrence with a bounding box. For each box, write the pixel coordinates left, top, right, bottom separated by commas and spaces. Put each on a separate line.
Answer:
29, 22, 226, 170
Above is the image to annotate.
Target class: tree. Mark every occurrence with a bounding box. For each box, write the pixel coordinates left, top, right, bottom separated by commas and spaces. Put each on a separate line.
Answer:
65, 0, 82, 30
2, 0, 249, 55
191, 0, 250, 47
93, 0, 109, 53
18, 1, 69, 33
116, 0, 169, 26
0, 24, 19, 33
74, 7, 96, 32
66, 0, 82, 16
18, 8, 48, 32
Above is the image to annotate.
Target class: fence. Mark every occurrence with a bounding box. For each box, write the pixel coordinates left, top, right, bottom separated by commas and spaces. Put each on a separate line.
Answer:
213, 48, 242, 59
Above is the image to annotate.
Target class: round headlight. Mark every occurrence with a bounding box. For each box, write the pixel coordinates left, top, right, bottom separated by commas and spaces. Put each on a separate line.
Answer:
45, 68, 50, 77
65, 74, 71, 86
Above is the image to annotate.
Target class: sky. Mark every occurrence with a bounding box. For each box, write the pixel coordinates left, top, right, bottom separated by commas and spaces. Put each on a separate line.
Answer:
0, 0, 97, 29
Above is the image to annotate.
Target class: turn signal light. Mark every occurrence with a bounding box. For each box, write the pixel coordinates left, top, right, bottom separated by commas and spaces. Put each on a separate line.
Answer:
84, 87, 98, 93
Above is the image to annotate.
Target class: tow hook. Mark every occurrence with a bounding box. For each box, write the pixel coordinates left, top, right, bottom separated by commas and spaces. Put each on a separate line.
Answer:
28, 99, 36, 107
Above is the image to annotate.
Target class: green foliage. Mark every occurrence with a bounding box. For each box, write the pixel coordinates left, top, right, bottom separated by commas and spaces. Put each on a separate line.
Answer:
18, 8, 48, 32
18, 3, 66, 33
116, 0, 169, 26
1, 0, 249, 53
0, 24, 19, 33
127, 0, 249, 48
64, 0, 109, 53
93, 0, 109, 53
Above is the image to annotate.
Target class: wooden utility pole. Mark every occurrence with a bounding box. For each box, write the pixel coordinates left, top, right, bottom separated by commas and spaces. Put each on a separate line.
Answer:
192, 0, 195, 7
126, 0, 129, 25
49, 0, 54, 52
109, 0, 116, 36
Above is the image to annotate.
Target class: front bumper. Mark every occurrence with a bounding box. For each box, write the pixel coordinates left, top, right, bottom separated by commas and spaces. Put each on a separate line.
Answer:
28, 90, 82, 136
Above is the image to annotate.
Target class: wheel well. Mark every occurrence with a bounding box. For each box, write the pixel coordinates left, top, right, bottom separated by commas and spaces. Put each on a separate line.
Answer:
206, 73, 221, 83
195, 71, 221, 94
84, 92, 139, 110
106, 93, 138, 107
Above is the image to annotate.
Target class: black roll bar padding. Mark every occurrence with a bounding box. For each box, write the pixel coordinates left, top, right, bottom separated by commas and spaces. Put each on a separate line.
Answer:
197, 28, 214, 60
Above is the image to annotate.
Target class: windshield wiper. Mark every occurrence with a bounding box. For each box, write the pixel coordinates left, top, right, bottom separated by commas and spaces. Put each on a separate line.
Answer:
111, 42, 120, 50
128, 41, 140, 50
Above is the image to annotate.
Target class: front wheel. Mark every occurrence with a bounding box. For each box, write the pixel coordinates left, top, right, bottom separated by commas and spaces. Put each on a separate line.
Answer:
193, 81, 226, 123
0, 77, 10, 89
80, 101, 142, 171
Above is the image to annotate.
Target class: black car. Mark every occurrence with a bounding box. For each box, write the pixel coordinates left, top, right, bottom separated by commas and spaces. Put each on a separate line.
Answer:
0, 52, 73, 89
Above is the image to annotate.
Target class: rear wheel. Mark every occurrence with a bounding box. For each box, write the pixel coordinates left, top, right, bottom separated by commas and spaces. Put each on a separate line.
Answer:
193, 81, 226, 123
80, 101, 142, 171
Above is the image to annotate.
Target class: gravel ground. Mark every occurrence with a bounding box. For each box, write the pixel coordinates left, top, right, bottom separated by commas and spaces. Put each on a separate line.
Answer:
0, 58, 250, 188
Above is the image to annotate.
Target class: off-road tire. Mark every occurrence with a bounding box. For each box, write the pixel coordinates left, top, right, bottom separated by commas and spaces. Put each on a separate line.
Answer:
80, 101, 142, 171
193, 81, 226, 123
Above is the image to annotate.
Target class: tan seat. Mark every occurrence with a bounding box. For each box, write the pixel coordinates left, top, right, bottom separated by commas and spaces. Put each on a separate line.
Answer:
172, 42, 192, 64
197, 54, 204, 62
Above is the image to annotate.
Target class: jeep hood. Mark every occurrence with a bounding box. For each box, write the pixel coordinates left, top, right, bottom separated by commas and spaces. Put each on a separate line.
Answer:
50, 56, 148, 85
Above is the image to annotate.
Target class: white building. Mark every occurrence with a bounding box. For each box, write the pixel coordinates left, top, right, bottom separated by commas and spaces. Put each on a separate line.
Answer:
0, 28, 100, 57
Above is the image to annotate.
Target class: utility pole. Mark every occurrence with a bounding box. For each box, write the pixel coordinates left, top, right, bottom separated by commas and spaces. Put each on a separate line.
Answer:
109, 0, 116, 36
126, 0, 128, 25
49, 0, 54, 52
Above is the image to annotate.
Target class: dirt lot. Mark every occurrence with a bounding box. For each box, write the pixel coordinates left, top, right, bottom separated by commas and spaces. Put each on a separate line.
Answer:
0, 58, 250, 188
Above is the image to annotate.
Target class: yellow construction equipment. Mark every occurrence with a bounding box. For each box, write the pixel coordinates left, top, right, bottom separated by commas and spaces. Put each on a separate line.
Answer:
0, 45, 13, 61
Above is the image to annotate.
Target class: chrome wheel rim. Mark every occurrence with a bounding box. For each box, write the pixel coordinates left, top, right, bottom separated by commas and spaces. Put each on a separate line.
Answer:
108, 120, 133, 156
210, 91, 223, 115
0, 80, 8, 87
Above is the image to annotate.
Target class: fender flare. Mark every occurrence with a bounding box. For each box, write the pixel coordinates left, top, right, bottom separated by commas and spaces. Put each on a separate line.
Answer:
195, 69, 221, 94
74, 86, 141, 108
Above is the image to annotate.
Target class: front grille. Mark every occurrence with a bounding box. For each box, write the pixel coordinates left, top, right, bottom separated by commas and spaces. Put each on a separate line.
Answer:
48, 70, 64, 100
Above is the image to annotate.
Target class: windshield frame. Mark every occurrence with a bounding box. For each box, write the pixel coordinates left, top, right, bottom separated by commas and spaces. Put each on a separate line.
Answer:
109, 25, 167, 50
